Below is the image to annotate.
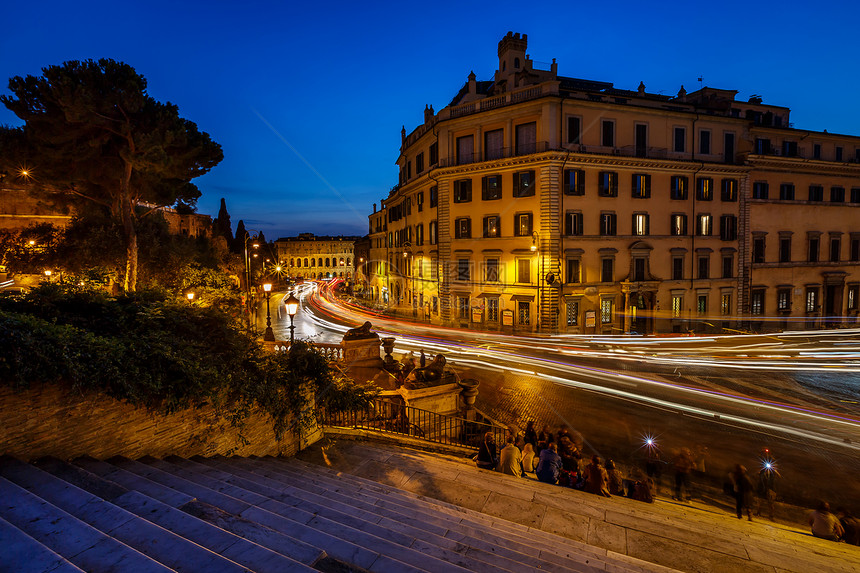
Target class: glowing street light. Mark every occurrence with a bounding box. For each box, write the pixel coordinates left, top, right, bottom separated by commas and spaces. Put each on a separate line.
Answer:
284, 291, 300, 346
186, 292, 195, 302
262, 282, 275, 341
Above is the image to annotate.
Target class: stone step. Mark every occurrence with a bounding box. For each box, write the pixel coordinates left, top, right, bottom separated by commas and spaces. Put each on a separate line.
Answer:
275, 454, 621, 566
73, 456, 195, 508
235, 456, 614, 573
0, 458, 249, 573
0, 514, 86, 573
195, 456, 561, 573
142, 456, 476, 573
0, 476, 174, 573
38, 456, 318, 572
104, 457, 393, 572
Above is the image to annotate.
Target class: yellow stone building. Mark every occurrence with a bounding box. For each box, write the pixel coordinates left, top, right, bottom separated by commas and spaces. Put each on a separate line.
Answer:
368, 32, 860, 334
275, 233, 358, 281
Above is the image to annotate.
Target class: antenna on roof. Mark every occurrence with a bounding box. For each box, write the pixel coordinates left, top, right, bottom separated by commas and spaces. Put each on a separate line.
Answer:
697, 76, 704, 88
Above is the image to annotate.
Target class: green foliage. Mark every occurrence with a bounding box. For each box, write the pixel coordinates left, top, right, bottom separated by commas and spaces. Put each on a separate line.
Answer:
0, 285, 378, 441
0, 223, 63, 272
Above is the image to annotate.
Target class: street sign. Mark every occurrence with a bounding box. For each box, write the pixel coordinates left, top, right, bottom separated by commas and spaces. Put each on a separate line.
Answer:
585, 311, 597, 328
502, 309, 514, 326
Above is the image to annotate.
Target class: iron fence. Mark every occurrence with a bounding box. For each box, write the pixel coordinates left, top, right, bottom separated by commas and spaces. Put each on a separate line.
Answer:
318, 398, 507, 451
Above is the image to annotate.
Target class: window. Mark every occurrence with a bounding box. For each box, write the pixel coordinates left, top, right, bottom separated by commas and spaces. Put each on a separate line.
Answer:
566, 300, 579, 326
457, 259, 470, 281
808, 185, 824, 202
670, 176, 688, 200
632, 174, 651, 198
777, 288, 791, 312
806, 288, 819, 313
830, 238, 841, 262
635, 123, 648, 156
564, 169, 585, 195
808, 236, 819, 262
600, 298, 614, 323
672, 257, 684, 280
836, 146, 844, 162
697, 294, 708, 315
813, 143, 821, 159
602, 120, 615, 147
851, 188, 860, 204
720, 215, 737, 241
518, 301, 530, 325
416, 224, 424, 246
513, 170, 536, 197
724, 132, 735, 163
430, 185, 438, 207
486, 297, 499, 322
671, 214, 687, 236
696, 178, 713, 201
482, 175, 502, 200
755, 138, 771, 154
485, 258, 500, 282
752, 182, 769, 199
601, 258, 613, 282
779, 237, 791, 262
699, 130, 711, 155
751, 290, 764, 316
415, 152, 424, 174
633, 258, 646, 281
632, 213, 649, 236
696, 214, 712, 236
453, 179, 472, 203
831, 186, 846, 203
851, 237, 860, 262
673, 127, 686, 153
598, 172, 618, 197
515, 122, 536, 155
565, 212, 583, 236
721, 178, 738, 201
721, 293, 732, 316
429, 142, 438, 166
456, 135, 474, 165
484, 129, 504, 161
600, 212, 617, 236
515, 213, 533, 236
458, 296, 469, 318
517, 259, 531, 283
698, 255, 710, 279
782, 140, 798, 157
566, 259, 581, 283
753, 236, 766, 263
455, 217, 471, 238
779, 184, 795, 201
671, 295, 683, 318
567, 116, 581, 144
482, 215, 500, 238
416, 191, 424, 212
722, 255, 733, 278
848, 285, 859, 311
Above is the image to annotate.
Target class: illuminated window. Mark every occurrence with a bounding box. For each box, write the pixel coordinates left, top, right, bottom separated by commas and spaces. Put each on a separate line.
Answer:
848, 286, 859, 311
515, 213, 533, 236
777, 288, 791, 312
633, 213, 649, 236
513, 170, 536, 197
455, 217, 471, 239
482, 175, 502, 200
598, 172, 618, 197
696, 214, 712, 236
751, 290, 764, 315
632, 174, 651, 198
564, 169, 585, 195
721, 293, 732, 316
429, 221, 438, 245
697, 295, 708, 315
518, 301, 530, 325
600, 212, 617, 236
696, 178, 713, 201
600, 298, 614, 323
671, 176, 688, 200
483, 216, 500, 238
672, 295, 683, 318
720, 215, 737, 241
565, 212, 583, 236
487, 297, 499, 322
566, 300, 579, 326
721, 179, 737, 201
671, 214, 687, 236
806, 288, 819, 313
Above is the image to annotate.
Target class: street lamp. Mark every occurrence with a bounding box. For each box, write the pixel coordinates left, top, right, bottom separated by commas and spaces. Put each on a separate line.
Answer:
186, 292, 195, 303
284, 292, 300, 346
262, 282, 275, 341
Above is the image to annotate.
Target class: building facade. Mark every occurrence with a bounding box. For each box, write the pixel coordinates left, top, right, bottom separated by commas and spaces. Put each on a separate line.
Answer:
367, 32, 860, 334
275, 233, 358, 281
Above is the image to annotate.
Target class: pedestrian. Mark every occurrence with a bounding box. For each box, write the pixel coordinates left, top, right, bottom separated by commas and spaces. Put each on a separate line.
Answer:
694, 444, 709, 476
837, 508, 860, 546
755, 464, 779, 521
420, 349, 426, 368
673, 448, 695, 502
644, 443, 663, 494
523, 420, 538, 449
536, 442, 563, 485
730, 464, 754, 521
498, 435, 522, 477
810, 502, 844, 541
476, 432, 497, 470
583, 455, 611, 497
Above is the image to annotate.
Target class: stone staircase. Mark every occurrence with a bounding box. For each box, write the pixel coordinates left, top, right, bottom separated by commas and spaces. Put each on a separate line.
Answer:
1, 451, 678, 573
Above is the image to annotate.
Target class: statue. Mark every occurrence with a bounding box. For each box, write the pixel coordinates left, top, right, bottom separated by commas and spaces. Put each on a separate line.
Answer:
403, 353, 448, 389
344, 321, 376, 340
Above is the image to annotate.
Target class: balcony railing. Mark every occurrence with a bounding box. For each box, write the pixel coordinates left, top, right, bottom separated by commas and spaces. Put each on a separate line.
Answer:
445, 82, 559, 120
318, 398, 507, 451
440, 141, 551, 167
267, 341, 343, 362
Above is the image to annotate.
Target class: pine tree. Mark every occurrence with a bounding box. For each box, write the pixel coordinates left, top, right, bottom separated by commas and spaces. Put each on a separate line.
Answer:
233, 220, 248, 254
214, 198, 233, 243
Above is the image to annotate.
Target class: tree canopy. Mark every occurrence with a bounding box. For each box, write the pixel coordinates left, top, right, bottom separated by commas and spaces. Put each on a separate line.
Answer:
0, 58, 223, 291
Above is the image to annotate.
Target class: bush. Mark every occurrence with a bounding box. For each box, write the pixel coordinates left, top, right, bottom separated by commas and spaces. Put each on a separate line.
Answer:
0, 284, 377, 439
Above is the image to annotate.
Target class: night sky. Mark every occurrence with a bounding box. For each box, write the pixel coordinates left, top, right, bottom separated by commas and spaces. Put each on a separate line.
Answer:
2, 1, 859, 240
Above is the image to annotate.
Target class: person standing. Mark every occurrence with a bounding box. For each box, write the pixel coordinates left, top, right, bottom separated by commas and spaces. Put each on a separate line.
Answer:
755, 465, 780, 521
476, 432, 497, 470
536, 424, 554, 456
673, 448, 695, 502
523, 420, 538, 450
536, 443, 563, 484
498, 435, 523, 477
810, 502, 844, 541
731, 465, 754, 521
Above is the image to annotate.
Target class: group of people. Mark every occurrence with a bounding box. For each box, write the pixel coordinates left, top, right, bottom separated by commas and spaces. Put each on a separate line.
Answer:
808, 502, 860, 545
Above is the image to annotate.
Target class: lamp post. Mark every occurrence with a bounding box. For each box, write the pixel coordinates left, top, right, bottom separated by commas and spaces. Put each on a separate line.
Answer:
262, 282, 275, 341
186, 292, 195, 303
284, 291, 300, 346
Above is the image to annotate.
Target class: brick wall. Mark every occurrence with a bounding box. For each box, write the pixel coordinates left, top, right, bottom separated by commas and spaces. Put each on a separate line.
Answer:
0, 383, 321, 461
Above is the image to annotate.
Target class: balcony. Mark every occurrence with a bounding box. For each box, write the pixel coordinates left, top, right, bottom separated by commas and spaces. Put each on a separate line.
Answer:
439, 141, 551, 167
444, 82, 559, 120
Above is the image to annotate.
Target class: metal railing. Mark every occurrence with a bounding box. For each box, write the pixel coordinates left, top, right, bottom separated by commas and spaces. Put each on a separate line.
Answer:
319, 398, 507, 451
266, 341, 343, 362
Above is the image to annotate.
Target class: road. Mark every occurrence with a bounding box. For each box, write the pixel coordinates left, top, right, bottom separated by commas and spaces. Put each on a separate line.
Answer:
266, 280, 860, 509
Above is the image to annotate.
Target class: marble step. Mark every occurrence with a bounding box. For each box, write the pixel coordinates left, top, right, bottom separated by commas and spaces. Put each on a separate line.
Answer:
0, 459, 248, 573
0, 514, 86, 573
145, 459, 478, 571
0, 475, 174, 573
73, 456, 196, 508
193, 456, 557, 573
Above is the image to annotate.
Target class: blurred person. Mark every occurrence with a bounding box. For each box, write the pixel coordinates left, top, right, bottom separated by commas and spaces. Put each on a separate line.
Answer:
606, 459, 625, 496
730, 464, 754, 521
583, 455, 611, 497
755, 463, 780, 521
809, 501, 843, 541
837, 508, 860, 546
672, 447, 695, 502
557, 435, 580, 472
476, 432, 497, 470
523, 420, 538, 449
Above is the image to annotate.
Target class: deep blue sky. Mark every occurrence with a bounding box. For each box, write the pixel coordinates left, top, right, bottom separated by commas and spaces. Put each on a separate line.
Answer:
2, 1, 859, 240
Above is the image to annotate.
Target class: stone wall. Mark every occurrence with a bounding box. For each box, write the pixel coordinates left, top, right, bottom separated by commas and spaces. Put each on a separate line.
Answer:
0, 383, 322, 462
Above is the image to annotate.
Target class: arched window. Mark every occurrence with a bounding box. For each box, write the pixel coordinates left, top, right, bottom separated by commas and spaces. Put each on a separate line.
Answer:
290, 258, 295, 267
304, 258, 309, 267
325, 257, 331, 267
347, 258, 351, 266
